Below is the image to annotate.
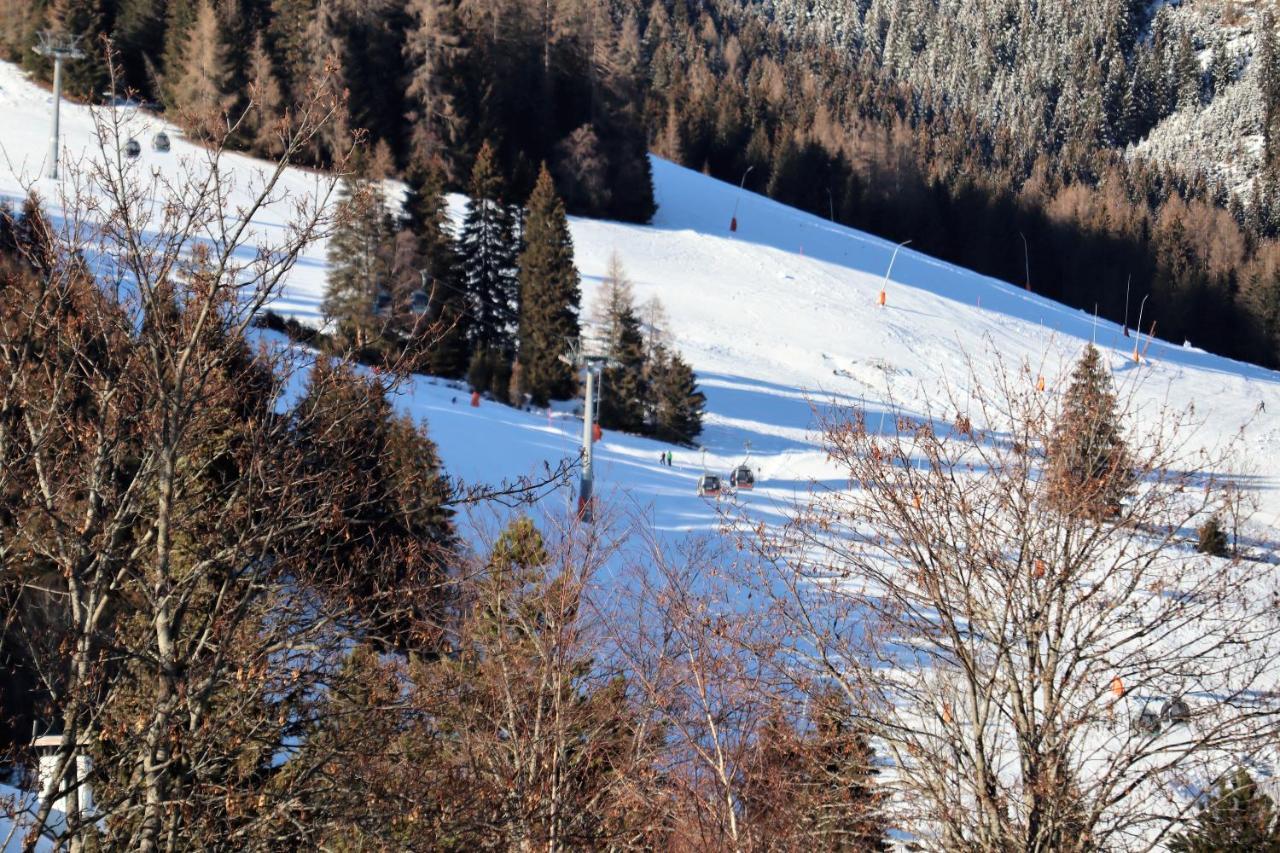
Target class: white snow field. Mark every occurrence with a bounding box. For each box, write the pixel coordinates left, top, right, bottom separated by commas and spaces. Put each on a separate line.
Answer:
3, 58, 1280, 532
4, 59, 1280, 847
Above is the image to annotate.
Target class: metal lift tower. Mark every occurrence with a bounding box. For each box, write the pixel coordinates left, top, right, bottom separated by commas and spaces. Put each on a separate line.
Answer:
34, 32, 86, 180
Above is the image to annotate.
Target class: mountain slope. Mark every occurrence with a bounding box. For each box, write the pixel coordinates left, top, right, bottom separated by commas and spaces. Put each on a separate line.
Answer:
2, 58, 1279, 536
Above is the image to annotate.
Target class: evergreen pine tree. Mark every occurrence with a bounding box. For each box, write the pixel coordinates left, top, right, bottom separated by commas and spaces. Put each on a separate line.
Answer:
323, 172, 395, 351
112, 0, 166, 96
1045, 344, 1133, 518
1210, 38, 1233, 97
1174, 31, 1202, 111
1261, 12, 1280, 170
516, 165, 580, 406
460, 141, 520, 357
596, 256, 647, 432
740, 687, 888, 850
404, 165, 469, 378
161, 0, 198, 100
292, 359, 455, 649
1170, 769, 1280, 852
267, 0, 317, 100
649, 345, 704, 445
467, 347, 494, 395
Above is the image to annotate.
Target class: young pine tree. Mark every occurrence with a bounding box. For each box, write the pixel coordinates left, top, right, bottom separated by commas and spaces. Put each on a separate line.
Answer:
291, 360, 455, 649
1045, 344, 1133, 518
323, 171, 395, 351
596, 256, 648, 432
516, 165, 580, 406
460, 141, 520, 358
1170, 769, 1280, 853
1197, 516, 1230, 557
740, 687, 888, 850
649, 345, 705, 445
402, 165, 469, 377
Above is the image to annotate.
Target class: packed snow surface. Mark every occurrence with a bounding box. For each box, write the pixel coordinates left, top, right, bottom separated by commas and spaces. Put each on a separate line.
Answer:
2, 60, 1280, 535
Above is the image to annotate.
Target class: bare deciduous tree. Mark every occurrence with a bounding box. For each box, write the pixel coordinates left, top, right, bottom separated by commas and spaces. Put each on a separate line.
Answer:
746, 353, 1280, 851
0, 55, 414, 852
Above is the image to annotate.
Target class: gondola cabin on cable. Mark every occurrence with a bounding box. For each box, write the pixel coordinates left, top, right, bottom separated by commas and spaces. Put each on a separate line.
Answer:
697, 474, 722, 497
123, 138, 141, 159
729, 465, 754, 490
1161, 697, 1191, 725
152, 132, 170, 153
1133, 705, 1161, 735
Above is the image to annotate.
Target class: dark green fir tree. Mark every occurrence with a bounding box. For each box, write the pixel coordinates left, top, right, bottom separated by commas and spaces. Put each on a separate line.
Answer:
401, 164, 469, 378
650, 345, 704, 445
516, 165, 580, 406
460, 141, 520, 357
322, 171, 395, 351
1170, 769, 1280, 853
1045, 344, 1133, 518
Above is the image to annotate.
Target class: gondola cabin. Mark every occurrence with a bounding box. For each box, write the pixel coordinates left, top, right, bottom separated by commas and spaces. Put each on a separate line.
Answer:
124, 138, 141, 159
697, 474, 722, 497
729, 465, 754, 490
152, 132, 171, 152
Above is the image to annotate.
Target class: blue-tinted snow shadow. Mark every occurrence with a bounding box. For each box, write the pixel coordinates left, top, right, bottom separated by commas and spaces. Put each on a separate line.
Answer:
0, 190, 327, 325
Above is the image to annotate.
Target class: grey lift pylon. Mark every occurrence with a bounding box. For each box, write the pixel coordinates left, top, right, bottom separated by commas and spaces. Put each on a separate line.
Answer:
34, 31, 86, 180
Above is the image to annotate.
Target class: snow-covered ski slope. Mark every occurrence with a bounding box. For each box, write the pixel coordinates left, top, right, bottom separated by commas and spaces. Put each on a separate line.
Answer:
3, 57, 1280, 534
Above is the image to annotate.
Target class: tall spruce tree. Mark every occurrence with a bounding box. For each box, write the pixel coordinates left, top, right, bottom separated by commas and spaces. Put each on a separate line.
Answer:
323, 172, 395, 351
596, 256, 647, 432
460, 141, 520, 357
403, 165, 469, 378
516, 165, 580, 406
649, 345, 704, 445
1045, 344, 1133, 517
1170, 769, 1280, 852
112, 0, 166, 95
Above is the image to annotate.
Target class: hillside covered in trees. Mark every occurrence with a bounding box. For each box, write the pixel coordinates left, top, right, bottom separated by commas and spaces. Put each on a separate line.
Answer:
7, 0, 1280, 367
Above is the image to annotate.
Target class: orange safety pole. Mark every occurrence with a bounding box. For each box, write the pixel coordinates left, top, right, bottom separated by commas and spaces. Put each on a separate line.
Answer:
877, 289, 886, 307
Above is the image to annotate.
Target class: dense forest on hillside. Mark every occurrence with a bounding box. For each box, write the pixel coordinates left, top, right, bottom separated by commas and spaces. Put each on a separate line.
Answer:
5, 0, 1280, 367
641, 0, 1280, 367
